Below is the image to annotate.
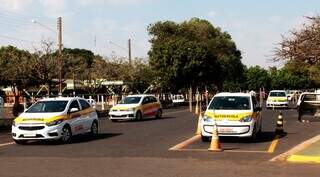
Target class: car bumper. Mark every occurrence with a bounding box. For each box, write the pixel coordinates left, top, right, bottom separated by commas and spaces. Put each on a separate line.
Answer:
109, 110, 136, 120
12, 123, 64, 140
266, 101, 288, 108
201, 120, 255, 138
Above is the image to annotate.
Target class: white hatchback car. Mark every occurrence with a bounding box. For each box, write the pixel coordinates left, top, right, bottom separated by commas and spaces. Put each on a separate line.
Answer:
201, 93, 262, 142
12, 97, 99, 144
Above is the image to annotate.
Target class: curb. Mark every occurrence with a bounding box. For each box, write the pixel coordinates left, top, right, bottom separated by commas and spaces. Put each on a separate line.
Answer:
270, 134, 320, 162
287, 155, 320, 164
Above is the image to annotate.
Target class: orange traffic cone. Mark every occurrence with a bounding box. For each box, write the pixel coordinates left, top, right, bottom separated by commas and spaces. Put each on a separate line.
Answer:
195, 113, 202, 135
208, 121, 222, 152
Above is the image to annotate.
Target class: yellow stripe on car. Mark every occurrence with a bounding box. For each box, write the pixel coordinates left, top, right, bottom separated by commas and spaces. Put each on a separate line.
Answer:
205, 111, 253, 121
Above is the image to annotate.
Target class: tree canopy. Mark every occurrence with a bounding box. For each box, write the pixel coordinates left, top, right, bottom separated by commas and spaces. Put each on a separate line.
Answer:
148, 17, 244, 92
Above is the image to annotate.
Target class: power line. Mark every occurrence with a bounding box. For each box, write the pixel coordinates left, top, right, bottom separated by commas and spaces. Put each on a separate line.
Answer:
0, 34, 38, 44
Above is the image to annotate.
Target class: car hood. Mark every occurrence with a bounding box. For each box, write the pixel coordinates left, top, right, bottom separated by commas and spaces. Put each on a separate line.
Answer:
267, 97, 287, 101
111, 104, 140, 111
204, 110, 253, 121
14, 112, 65, 124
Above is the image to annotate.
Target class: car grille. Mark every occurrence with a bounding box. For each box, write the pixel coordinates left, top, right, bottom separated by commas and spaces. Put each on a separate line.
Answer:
18, 126, 45, 131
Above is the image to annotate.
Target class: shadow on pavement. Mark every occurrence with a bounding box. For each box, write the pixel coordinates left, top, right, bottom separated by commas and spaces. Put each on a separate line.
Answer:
25, 133, 123, 145
110, 116, 176, 123
219, 131, 287, 144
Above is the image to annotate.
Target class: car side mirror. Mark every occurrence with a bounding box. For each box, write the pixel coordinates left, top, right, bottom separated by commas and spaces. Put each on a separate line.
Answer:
254, 107, 262, 112
70, 107, 79, 113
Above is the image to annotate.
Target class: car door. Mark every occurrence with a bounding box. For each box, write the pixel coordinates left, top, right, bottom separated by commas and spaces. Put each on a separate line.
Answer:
68, 100, 83, 135
251, 96, 262, 127
141, 97, 152, 117
79, 99, 93, 132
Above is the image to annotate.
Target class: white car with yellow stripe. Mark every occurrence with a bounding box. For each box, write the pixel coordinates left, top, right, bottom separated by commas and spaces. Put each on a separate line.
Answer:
109, 95, 162, 121
12, 97, 98, 144
201, 93, 262, 142
266, 90, 288, 109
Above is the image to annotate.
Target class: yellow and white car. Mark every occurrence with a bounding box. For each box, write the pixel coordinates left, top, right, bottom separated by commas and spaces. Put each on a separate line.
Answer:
12, 97, 98, 144
109, 95, 162, 121
266, 90, 288, 109
201, 92, 262, 142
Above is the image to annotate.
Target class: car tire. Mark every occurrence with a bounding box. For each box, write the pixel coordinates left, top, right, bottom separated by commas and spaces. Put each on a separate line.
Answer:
249, 124, 258, 142
90, 121, 99, 137
13, 139, 27, 145
201, 135, 210, 142
155, 109, 162, 119
136, 111, 143, 121
60, 125, 72, 144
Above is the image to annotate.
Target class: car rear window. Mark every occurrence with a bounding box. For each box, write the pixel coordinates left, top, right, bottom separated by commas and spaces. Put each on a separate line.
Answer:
208, 96, 251, 110
26, 101, 68, 113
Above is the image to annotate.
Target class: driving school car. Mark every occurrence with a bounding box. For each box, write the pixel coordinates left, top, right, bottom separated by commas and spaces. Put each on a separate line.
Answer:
109, 95, 162, 121
266, 90, 289, 109
12, 97, 99, 144
201, 93, 262, 142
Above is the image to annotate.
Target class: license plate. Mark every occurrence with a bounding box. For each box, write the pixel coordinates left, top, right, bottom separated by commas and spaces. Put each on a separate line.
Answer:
24, 132, 36, 137
218, 127, 235, 133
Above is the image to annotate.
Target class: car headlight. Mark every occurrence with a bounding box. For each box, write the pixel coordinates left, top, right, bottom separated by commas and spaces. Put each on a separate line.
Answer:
239, 116, 252, 122
202, 116, 214, 122
127, 108, 135, 111
46, 119, 64, 126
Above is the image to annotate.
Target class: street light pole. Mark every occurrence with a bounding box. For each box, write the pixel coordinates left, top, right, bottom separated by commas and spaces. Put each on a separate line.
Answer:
57, 17, 62, 96
128, 38, 131, 65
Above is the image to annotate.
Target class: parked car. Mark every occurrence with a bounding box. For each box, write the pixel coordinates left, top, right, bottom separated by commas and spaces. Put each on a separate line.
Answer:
12, 97, 99, 144
172, 94, 185, 106
201, 92, 262, 142
297, 92, 320, 122
266, 90, 289, 109
109, 94, 162, 122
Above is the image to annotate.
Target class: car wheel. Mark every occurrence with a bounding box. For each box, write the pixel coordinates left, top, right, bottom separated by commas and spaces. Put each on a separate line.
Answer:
90, 121, 99, 137
155, 109, 162, 119
249, 124, 257, 142
60, 125, 72, 144
13, 139, 28, 145
201, 135, 210, 142
136, 111, 143, 121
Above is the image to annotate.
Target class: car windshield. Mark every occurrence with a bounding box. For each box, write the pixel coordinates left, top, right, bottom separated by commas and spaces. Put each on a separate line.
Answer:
119, 97, 141, 104
208, 96, 251, 110
26, 101, 68, 113
269, 92, 286, 97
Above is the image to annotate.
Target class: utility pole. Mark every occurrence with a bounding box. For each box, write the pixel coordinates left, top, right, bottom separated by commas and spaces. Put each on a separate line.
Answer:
128, 38, 131, 65
57, 17, 62, 96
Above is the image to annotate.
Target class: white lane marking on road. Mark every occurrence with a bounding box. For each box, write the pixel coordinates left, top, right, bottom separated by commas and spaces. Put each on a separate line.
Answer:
169, 135, 201, 150
164, 109, 189, 116
0, 142, 14, 147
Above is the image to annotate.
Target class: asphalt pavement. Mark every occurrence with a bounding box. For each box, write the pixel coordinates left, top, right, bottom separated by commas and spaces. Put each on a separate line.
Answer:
0, 106, 320, 177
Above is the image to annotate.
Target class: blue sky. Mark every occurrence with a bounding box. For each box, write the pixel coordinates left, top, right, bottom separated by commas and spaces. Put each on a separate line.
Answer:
0, 0, 319, 68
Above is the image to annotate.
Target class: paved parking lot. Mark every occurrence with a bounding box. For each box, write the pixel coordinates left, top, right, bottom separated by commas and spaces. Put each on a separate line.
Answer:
0, 107, 320, 177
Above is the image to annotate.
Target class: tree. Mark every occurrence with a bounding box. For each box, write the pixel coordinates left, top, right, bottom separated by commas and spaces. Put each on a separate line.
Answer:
0, 46, 33, 116
30, 40, 59, 95
62, 48, 94, 94
269, 62, 312, 89
245, 66, 271, 91
148, 17, 243, 92
274, 16, 320, 65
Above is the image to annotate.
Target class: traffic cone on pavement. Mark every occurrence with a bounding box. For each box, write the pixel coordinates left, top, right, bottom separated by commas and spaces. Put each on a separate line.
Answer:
195, 113, 202, 135
276, 111, 284, 135
208, 121, 222, 152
